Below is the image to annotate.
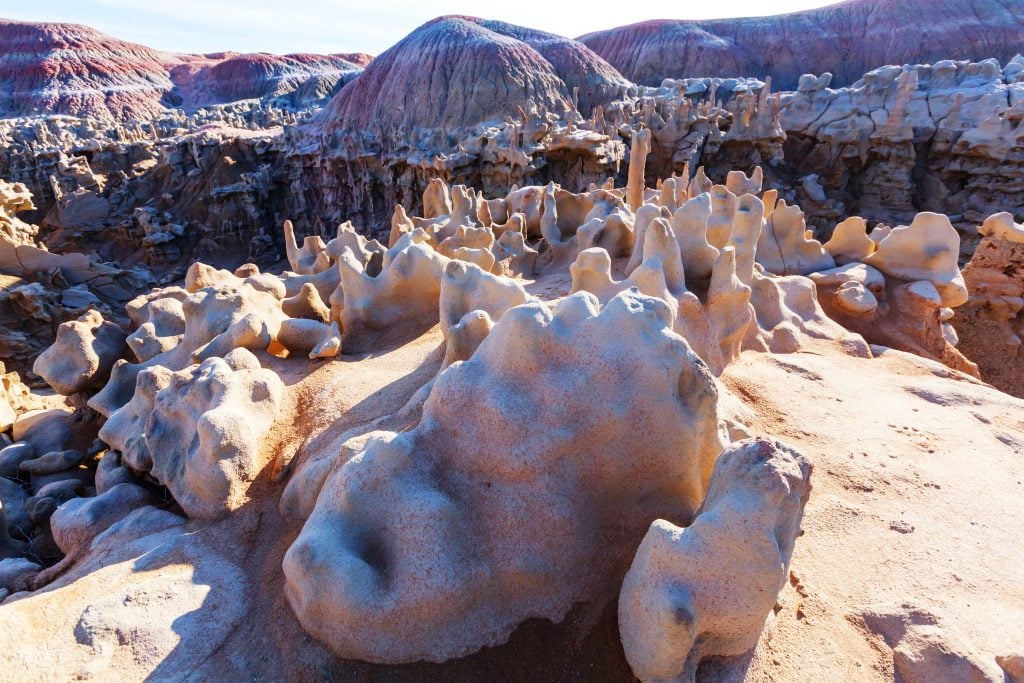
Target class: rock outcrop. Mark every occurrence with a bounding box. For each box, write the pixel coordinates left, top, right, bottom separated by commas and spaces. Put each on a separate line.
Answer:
283, 290, 724, 663
100, 349, 282, 519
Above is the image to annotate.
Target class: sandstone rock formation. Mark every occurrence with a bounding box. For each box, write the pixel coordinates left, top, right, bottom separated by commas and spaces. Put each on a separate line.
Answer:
0, 178, 153, 379
812, 211, 980, 377
100, 349, 282, 519
578, 0, 1024, 88
1, 9, 1023, 682
619, 438, 811, 682
33, 310, 127, 395
0, 19, 369, 121
855, 605, 1008, 682
953, 212, 1024, 397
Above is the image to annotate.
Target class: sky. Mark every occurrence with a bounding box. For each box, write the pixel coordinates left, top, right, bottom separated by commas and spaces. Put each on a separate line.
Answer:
2, 0, 840, 56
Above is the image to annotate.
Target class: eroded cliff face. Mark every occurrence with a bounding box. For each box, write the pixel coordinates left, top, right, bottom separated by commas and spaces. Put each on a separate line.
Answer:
578, 0, 1024, 89
638, 56, 1024, 242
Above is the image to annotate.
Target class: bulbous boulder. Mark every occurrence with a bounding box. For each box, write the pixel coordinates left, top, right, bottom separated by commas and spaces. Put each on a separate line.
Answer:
283, 290, 723, 664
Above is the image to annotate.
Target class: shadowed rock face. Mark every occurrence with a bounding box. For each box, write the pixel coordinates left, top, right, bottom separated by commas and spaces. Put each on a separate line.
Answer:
0, 20, 370, 121
578, 0, 1024, 88
317, 16, 628, 136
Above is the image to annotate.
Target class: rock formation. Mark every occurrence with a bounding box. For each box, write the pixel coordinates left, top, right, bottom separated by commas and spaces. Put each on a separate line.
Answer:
0, 20, 175, 121
284, 289, 724, 663
952, 212, 1024, 397
578, 0, 1024, 89
316, 16, 625, 137
100, 349, 282, 519
619, 438, 812, 682
0, 178, 153, 380
167, 52, 365, 111
0, 9, 1023, 682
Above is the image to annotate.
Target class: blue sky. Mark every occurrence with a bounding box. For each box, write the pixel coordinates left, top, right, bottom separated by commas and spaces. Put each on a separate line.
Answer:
3, 0, 839, 55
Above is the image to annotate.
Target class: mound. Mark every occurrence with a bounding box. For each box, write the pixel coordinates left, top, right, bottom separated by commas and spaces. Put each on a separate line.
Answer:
318, 16, 629, 136
169, 52, 365, 110
0, 19, 175, 120
578, 0, 1024, 88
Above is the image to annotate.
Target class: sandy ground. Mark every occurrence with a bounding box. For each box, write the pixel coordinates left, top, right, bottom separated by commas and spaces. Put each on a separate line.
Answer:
0, 290, 1021, 681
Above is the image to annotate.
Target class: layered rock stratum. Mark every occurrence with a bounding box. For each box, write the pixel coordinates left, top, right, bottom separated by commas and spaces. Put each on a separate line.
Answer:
578, 0, 1024, 88
0, 19, 368, 120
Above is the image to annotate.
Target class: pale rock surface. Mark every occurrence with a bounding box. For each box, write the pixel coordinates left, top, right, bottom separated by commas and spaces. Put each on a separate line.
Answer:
856, 605, 1005, 682
755, 198, 835, 276
283, 290, 723, 663
336, 228, 450, 352
438, 260, 532, 340
823, 216, 876, 265
865, 212, 968, 308
50, 483, 155, 559
90, 277, 289, 419
0, 506, 246, 681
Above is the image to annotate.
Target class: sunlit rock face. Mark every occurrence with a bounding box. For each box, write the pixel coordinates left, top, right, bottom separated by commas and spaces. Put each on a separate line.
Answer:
578, 0, 1024, 88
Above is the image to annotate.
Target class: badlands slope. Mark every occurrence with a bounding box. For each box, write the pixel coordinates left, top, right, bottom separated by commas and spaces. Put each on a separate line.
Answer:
0, 8, 1022, 683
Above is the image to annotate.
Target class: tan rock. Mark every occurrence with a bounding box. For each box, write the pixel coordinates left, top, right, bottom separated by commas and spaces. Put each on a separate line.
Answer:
865, 212, 968, 308
33, 310, 127, 395
619, 438, 811, 682
99, 348, 282, 519
824, 216, 876, 264
283, 290, 723, 664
